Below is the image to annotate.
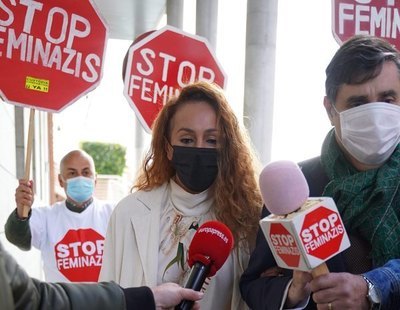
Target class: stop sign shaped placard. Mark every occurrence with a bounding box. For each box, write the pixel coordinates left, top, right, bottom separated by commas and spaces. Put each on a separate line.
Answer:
55, 228, 105, 282
300, 206, 345, 260
123, 25, 227, 133
332, 0, 400, 49
0, 0, 108, 111
269, 223, 301, 268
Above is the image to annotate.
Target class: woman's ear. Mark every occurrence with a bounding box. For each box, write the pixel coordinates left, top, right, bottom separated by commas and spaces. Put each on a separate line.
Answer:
166, 140, 173, 161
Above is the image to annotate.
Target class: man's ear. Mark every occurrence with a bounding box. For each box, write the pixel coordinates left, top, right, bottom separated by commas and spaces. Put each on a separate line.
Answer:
323, 96, 335, 126
58, 174, 65, 188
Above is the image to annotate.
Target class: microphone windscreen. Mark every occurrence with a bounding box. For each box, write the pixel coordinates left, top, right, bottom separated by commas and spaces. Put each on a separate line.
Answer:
188, 221, 234, 277
259, 160, 309, 216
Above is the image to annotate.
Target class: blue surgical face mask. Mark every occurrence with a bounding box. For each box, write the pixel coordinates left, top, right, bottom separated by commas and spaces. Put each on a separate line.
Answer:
65, 176, 95, 203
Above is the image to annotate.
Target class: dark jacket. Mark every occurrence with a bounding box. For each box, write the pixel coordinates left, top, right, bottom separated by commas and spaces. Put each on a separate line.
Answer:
0, 241, 155, 309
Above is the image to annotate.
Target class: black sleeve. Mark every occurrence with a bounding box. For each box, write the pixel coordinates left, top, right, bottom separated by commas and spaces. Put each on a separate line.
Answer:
123, 286, 156, 310
4, 208, 32, 250
239, 206, 293, 310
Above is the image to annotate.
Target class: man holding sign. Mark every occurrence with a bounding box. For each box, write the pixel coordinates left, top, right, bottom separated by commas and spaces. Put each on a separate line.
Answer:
240, 35, 400, 309
1, 0, 109, 284
5, 150, 115, 282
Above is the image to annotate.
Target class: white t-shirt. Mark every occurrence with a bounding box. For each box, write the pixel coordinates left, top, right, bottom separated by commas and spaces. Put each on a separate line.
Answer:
30, 198, 114, 282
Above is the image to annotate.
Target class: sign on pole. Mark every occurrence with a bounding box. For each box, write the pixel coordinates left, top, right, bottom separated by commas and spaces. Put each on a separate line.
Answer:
123, 25, 227, 133
0, 0, 108, 111
0, 0, 108, 217
332, 0, 400, 49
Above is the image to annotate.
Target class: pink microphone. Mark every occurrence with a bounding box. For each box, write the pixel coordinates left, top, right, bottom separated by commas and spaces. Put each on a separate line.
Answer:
259, 160, 309, 216
259, 160, 350, 277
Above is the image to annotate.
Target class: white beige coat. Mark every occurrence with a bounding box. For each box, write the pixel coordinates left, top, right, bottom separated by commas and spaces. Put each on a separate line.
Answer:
99, 183, 250, 309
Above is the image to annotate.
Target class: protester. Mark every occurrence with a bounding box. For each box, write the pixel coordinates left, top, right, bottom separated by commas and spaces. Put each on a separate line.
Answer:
99, 81, 263, 309
5, 150, 114, 282
0, 240, 202, 310
240, 35, 400, 310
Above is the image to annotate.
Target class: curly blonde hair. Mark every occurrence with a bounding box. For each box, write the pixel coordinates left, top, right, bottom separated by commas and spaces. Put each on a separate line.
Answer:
134, 81, 263, 250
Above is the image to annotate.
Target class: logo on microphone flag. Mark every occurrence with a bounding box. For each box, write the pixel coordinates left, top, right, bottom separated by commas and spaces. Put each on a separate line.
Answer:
300, 206, 345, 260
269, 223, 301, 267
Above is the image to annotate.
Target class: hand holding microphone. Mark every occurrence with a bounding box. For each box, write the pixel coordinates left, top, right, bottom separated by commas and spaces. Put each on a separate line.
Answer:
258, 160, 350, 277
175, 220, 234, 310
258, 160, 352, 308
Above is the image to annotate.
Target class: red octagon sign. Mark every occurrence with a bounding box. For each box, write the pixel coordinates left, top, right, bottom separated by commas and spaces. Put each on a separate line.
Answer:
332, 0, 400, 49
269, 223, 300, 268
123, 25, 227, 133
55, 228, 105, 282
0, 0, 108, 111
300, 206, 345, 261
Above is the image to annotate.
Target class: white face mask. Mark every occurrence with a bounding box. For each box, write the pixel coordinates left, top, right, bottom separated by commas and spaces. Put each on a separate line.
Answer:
336, 102, 400, 165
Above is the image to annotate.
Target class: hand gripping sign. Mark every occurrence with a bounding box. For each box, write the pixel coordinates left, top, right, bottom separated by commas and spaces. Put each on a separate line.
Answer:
0, 0, 108, 216
123, 25, 227, 133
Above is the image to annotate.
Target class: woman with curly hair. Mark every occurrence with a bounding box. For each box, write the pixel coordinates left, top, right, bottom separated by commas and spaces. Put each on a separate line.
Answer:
100, 81, 262, 309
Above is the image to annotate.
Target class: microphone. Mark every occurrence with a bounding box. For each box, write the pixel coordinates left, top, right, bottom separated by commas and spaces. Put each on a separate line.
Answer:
258, 160, 350, 277
175, 220, 234, 310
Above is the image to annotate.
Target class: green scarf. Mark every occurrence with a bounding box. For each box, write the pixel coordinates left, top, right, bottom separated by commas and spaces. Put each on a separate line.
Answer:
321, 129, 400, 267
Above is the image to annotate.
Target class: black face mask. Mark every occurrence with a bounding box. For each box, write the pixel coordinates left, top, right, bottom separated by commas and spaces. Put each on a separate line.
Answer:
171, 145, 218, 193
